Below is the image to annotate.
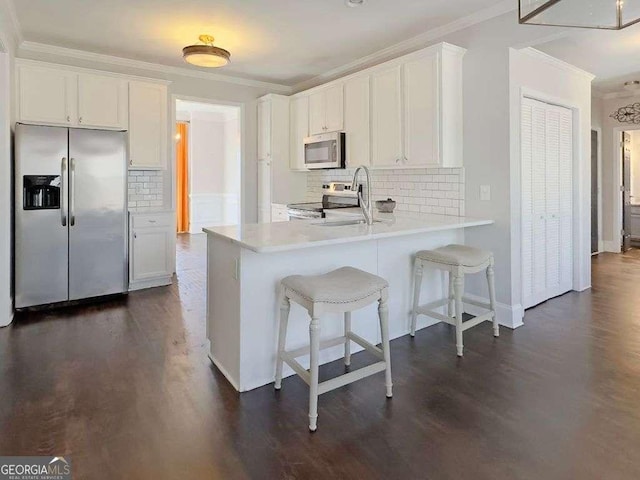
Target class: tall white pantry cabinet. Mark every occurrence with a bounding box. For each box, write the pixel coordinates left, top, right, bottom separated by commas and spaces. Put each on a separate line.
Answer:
521, 97, 573, 310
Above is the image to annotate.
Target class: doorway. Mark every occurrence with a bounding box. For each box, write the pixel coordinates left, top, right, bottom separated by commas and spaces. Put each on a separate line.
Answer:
618, 129, 640, 252
173, 98, 242, 267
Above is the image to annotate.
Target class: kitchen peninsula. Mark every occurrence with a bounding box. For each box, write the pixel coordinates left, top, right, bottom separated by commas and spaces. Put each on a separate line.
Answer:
204, 213, 493, 392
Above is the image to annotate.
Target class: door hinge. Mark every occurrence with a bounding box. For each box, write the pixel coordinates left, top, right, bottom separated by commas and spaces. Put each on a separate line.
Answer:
622, 229, 626, 236
620, 185, 625, 192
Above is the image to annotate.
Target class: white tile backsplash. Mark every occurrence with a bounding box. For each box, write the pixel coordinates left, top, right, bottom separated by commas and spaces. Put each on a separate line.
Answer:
128, 170, 164, 208
307, 167, 465, 216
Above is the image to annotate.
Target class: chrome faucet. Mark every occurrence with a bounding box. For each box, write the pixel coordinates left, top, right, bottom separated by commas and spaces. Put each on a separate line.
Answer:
351, 165, 373, 225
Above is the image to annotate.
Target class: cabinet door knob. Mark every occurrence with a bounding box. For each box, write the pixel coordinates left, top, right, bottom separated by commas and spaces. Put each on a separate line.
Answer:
395, 158, 400, 164
129, 159, 133, 166
79, 117, 82, 124
134, 233, 137, 239
66, 115, 70, 122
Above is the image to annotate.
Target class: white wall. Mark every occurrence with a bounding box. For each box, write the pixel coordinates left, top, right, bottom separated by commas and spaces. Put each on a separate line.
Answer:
509, 48, 594, 320
0, 8, 17, 327
187, 110, 241, 231
0, 52, 12, 327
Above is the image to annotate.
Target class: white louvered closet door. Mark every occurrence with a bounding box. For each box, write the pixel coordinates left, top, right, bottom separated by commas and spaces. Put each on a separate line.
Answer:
521, 98, 573, 310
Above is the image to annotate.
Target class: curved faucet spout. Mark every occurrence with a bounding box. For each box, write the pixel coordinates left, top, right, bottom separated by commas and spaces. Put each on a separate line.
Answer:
351, 165, 374, 225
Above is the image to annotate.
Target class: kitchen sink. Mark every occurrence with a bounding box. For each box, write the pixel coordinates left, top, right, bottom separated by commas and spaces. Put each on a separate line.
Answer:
313, 219, 382, 227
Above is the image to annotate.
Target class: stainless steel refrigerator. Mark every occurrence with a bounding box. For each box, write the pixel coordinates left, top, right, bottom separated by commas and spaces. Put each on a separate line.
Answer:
15, 123, 128, 309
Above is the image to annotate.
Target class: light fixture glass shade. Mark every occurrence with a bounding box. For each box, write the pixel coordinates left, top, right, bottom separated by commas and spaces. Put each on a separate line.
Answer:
519, 0, 640, 30
183, 45, 230, 67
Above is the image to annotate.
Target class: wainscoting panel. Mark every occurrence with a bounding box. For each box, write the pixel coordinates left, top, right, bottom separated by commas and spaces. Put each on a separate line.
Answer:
190, 193, 239, 233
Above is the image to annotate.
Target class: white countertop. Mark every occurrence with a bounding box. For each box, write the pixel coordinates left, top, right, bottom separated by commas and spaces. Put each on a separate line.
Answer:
203, 212, 493, 253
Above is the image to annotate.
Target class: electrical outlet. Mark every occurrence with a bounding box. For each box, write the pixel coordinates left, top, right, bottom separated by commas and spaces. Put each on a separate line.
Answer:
480, 185, 491, 201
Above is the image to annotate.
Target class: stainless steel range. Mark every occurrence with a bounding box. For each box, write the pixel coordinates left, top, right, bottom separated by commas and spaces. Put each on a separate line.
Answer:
287, 182, 360, 220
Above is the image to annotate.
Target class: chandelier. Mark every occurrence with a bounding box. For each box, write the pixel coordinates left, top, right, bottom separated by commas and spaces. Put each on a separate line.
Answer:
519, 0, 640, 30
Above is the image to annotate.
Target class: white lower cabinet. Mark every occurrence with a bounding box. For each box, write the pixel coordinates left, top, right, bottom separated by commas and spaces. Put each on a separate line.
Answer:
129, 212, 174, 291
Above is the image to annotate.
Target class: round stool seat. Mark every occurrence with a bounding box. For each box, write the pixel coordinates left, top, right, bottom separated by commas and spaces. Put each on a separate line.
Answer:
282, 266, 388, 304
416, 244, 492, 268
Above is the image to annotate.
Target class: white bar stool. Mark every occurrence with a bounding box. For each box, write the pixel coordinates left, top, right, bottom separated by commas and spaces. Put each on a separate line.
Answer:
275, 266, 393, 432
410, 244, 498, 357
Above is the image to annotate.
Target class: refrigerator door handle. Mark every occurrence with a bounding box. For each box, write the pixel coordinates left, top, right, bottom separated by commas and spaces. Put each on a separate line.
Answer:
61, 157, 67, 227
70, 157, 76, 226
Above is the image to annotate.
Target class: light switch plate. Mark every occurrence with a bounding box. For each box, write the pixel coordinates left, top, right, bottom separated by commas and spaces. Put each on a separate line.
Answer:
480, 185, 491, 201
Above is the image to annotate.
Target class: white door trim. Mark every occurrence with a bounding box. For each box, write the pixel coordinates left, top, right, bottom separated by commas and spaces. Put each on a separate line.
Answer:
170, 94, 245, 224
592, 127, 604, 254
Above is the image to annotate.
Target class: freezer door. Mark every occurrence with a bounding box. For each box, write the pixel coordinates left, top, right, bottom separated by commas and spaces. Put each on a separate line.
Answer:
68, 128, 128, 300
15, 124, 70, 308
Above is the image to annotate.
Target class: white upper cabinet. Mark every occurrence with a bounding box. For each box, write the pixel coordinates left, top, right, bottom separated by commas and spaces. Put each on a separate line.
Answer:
77, 74, 128, 129
18, 62, 128, 130
371, 65, 403, 167
258, 99, 272, 160
292, 42, 465, 170
290, 96, 309, 170
324, 84, 344, 133
308, 84, 344, 135
128, 81, 168, 170
403, 54, 439, 167
18, 64, 76, 126
344, 75, 370, 167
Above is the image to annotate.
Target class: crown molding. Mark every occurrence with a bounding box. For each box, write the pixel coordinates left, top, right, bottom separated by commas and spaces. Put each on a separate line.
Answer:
518, 47, 596, 81
18, 41, 293, 94
292, 0, 515, 92
0, 0, 22, 52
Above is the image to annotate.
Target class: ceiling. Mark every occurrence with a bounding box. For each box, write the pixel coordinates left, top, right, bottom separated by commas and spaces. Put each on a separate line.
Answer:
536, 22, 640, 97
12, 0, 508, 87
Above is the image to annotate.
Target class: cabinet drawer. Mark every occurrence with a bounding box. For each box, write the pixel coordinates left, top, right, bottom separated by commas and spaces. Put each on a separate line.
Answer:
132, 213, 172, 228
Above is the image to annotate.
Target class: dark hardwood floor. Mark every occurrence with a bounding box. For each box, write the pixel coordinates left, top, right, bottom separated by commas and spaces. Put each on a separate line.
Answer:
2, 237, 640, 479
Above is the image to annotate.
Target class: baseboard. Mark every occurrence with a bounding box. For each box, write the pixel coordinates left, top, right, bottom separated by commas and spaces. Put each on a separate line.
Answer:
603, 240, 621, 253
208, 352, 241, 392
463, 293, 524, 329
128, 275, 173, 291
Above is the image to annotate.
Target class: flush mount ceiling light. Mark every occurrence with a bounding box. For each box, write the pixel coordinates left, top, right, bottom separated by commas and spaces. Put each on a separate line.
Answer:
183, 34, 231, 68
345, 0, 366, 7
519, 0, 640, 30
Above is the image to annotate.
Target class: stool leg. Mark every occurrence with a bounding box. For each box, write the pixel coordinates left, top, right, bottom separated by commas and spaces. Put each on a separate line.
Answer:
454, 274, 464, 357
410, 259, 423, 337
448, 271, 455, 318
378, 298, 393, 398
487, 263, 499, 337
344, 312, 351, 366
309, 316, 321, 432
274, 293, 290, 390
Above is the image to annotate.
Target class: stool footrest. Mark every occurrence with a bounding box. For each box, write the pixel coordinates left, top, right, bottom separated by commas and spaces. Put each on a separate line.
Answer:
420, 298, 450, 311
347, 332, 384, 360
317, 362, 387, 395
461, 296, 491, 310
280, 353, 311, 386
461, 311, 494, 331
285, 336, 347, 359
416, 307, 452, 324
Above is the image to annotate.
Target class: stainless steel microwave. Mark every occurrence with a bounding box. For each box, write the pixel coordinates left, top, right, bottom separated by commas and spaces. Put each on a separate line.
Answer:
303, 132, 345, 169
